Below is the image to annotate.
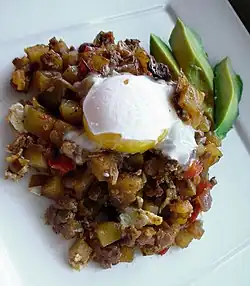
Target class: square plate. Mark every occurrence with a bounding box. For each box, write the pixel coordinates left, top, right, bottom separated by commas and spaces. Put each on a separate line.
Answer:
0, 0, 250, 285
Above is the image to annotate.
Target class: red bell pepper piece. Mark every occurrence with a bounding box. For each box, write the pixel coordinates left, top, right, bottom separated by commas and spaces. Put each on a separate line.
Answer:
196, 180, 213, 195
158, 247, 169, 256
184, 160, 203, 179
189, 204, 201, 223
48, 155, 75, 175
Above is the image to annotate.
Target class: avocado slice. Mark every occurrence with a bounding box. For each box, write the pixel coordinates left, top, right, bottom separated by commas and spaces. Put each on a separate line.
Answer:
169, 18, 214, 118
214, 57, 243, 139
150, 33, 180, 80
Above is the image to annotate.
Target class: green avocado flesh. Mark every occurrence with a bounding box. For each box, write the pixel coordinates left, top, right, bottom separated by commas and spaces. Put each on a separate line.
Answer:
169, 18, 214, 118
150, 33, 180, 79
214, 57, 243, 139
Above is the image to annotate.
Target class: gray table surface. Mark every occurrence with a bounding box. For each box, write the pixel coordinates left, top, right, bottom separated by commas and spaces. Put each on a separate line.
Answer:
229, 0, 250, 32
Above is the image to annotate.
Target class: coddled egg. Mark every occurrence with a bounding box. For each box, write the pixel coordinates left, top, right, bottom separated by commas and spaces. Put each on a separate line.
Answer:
64, 73, 197, 165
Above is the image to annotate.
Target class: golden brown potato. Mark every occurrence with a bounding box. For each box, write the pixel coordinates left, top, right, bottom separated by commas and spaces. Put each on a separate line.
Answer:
202, 143, 222, 171
120, 246, 134, 262
24, 145, 48, 170
25, 44, 49, 64
49, 119, 74, 147
38, 80, 65, 112
59, 100, 83, 125
41, 50, 63, 71
11, 69, 30, 92
62, 66, 79, 84
49, 37, 69, 55
175, 229, 194, 248
23, 105, 55, 140
170, 200, 193, 214
33, 70, 61, 93
109, 173, 144, 208
96, 222, 122, 247
12, 56, 29, 69
62, 50, 79, 68
89, 153, 119, 185
187, 220, 204, 240
68, 239, 92, 270
41, 176, 64, 200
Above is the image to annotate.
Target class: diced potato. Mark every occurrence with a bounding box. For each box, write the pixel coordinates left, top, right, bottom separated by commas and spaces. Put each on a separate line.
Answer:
143, 200, 159, 214
73, 74, 96, 98
33, 70, 61, 93
198, 116, 211, 132
23, 105, 55, 139
91, 54, 109, 72
49, 119, 74, 147
120, 246, 134, 263
170, 200, 193, 214
109, 173, 144, 208
89, 153, 119, 185
41, 176, 64, 200
63, 66, 79, 84
29, 174, 49, 187
11, 69, 30, 92
202, 143, 222, 171
62, 50, 79, 68
68, 239, 92, 270
41, 50, 63, 71
49, 37, 69, 55
96, 222, 122, 247
135, 47, 149, 73
59, 100, 83, 125
38, 80, 65, 112
205, 131, 221, 147
24, 44, 49, 64
12, 56, 29, 69
175, 229, 194, 248
177, 74, 205, 128
187, 220, 204, 240
24, 145, 48, 170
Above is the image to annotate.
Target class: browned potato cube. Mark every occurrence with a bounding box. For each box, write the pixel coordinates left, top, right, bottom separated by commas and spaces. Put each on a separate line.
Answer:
49, 37, 69, 55
89, 153, 119, 185
109, 173, 144, 208
11, 69, 30, 92
175, 229, 194, 248
24, 145, 48, 170
41, 50, 63, 71
202, 143, 222, 171
187, 220, 205, 240
49, 119, 74, 147
62, 50, 79, 68
170, 200, 193, 214
59, 100, 83, 125
68, 238, 92, 270
23, 105, 55, 140
12, 56, 29, 69
96, 222, 122, 247
41, 176, 64, 200
62, 66, 79, 84
25, 44, 49, 64
120, 246, 134, 262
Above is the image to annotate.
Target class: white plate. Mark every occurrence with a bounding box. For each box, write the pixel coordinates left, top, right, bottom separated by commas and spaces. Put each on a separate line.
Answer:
0, 0, 250, 286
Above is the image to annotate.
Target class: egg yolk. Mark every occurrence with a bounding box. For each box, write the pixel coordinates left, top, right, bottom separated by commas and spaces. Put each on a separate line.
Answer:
83, 116, 168, 153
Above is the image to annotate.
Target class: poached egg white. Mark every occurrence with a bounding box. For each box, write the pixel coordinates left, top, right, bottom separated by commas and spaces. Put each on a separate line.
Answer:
64, 73, 197, 165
